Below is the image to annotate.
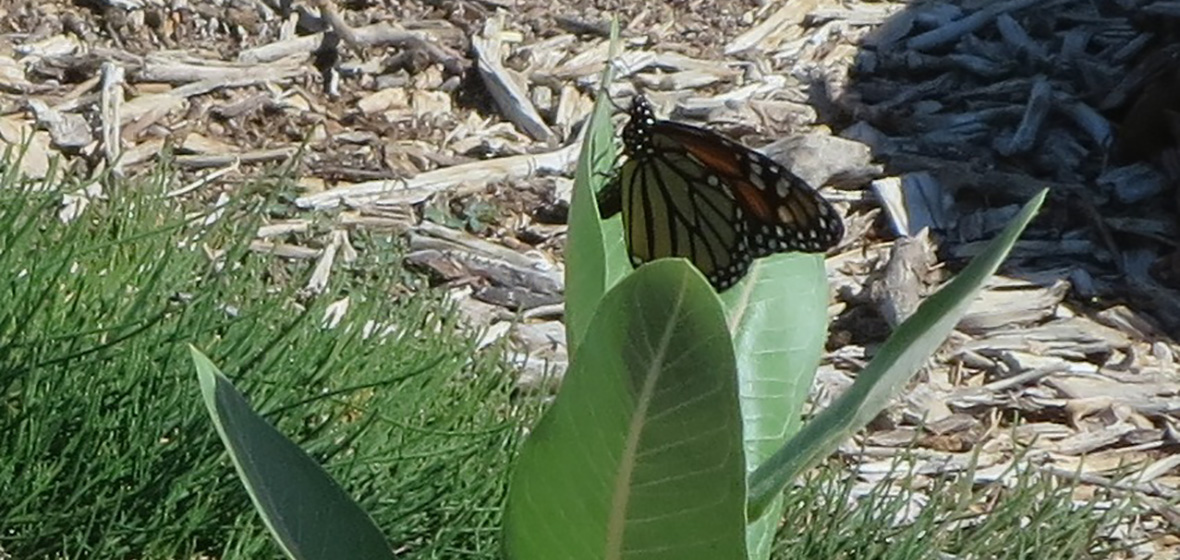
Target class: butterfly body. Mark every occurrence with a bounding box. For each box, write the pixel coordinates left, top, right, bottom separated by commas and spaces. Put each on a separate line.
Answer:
597, 95, 843, 291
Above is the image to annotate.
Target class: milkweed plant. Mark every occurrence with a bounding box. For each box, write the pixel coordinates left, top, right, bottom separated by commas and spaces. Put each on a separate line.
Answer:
190, 23, 1047, 560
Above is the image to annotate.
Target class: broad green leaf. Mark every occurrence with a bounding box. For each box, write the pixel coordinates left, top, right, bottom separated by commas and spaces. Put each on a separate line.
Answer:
747, 189, 1049, 518
190, 347, 395, 560
505, 260, 748, 560
719, 253, 829, 559
564, 21, 629, 356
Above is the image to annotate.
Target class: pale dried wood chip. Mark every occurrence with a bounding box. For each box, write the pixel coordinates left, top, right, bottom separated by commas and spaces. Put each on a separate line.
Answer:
726, 0, 821, 55
249, 241, 322, 260
1050, 423, 1137, 456
959, 277, 1069, 333
316, 0, 361, 51
411, 90, 452, 117
26, 99, 91, 150
337, 212, 415, 234
410, 220, 558, 275
523, 303, 564, 320
158, 55, 307, 101
180, 132, 238, 154
59, 182, 103, 224
518, 34, 578, 68
321, 297, 350, 330
870, 172, 954, 237
553, 84, 593, 141
512, 351, 567, 393
257, 220, 311, 238
865, 427, 921, 447
869, 231, 937, 328
121, 92, 185, 129
761, 132, 876, 190
1138, 454, 1180, 484
15, 33, 82, 58
900, 380, 955, 424
1038, 464, 1180, 500
120, 138, 165, 168
121, 57, 307, 136
1012, 422, 1074, 445
165, 163, 239, 198
965, 317, 1133, 358
358, 88, 409, 114
405, 238, 563, 307
634, 69, 730, 91
676, 85, 809, 118
100, 62, 125, 174
295, 142, 579, 210
472, 14, 554, 143
544, 40, 610, 81
307, 230, 348, 294
510, 320, 567, 359
809, 5, 897, 26
1052, 450, 1151, 481
0, 54, 29, 87
530, 86, 555, 117
856, 449, 999, 480
137, 52, 305, 84
0, 119, 51, 179
995, 350, 1097, 377
174, 148, 296, 169
1094, 305, 1170, 341
1050, 375, 1175, 403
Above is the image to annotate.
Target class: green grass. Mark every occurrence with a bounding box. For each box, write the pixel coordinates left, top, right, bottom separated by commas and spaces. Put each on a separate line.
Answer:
0, 152, 1132, 559
0, 155, 530, 558
773, 453, 1128, 559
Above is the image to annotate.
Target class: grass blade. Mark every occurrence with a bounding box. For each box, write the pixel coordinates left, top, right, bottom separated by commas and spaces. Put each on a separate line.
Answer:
748, 189, 1048, 518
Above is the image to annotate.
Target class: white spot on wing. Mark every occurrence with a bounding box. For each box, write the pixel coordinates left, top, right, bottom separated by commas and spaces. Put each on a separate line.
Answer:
749, 172, 766, 190
776, 179, 792, 196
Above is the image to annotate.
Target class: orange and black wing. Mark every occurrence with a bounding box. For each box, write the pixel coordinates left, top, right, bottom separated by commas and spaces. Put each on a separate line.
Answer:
608, 94, 843, 291
655, 120, 844, 258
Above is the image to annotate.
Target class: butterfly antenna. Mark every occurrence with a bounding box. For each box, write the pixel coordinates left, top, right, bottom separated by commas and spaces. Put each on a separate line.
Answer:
600, 53, 651, 113
603, 92, 626, 112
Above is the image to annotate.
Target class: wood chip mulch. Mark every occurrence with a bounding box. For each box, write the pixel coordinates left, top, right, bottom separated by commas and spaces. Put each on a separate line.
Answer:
2, 0, 1178, 556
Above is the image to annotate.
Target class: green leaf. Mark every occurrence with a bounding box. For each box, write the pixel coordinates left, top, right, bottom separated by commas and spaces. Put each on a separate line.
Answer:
719, 254, 829, 558
563, 21, 629, 356
190, 346, 395, 560
505, 260, 748, 560
747, 189, 1049, 519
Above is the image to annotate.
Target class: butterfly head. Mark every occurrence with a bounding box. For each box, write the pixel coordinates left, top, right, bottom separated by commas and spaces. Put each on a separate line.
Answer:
623, 95, 657, 157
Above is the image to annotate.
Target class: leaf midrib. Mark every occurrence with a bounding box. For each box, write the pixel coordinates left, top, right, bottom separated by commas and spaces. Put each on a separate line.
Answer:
604, 278, 688, 560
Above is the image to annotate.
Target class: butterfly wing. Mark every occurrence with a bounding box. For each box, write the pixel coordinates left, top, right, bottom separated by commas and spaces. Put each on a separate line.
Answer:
610, 95, 843, 291
652, 121, 844, 258
617, 136, 753, 289
596, 173, 623, 219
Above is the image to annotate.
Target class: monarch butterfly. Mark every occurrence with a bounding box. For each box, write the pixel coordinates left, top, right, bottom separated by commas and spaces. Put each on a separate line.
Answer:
596, 95, 844, 291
